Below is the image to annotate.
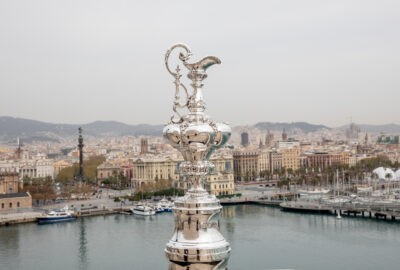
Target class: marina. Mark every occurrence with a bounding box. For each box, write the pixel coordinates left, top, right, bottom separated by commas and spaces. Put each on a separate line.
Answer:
3, 184, 400, 226
1, 204, 400, 270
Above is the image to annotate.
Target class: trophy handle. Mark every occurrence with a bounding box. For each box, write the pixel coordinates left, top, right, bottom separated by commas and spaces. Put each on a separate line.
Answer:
165, 43, 192, 77
165, 44, 192, 124
170, 66, 189, 124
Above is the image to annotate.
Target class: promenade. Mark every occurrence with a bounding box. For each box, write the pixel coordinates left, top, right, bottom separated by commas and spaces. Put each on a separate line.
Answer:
3, 185, 400, 226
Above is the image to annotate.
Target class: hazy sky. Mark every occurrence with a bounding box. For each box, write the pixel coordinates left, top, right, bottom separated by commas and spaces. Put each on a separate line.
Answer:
0, 0, 399, 127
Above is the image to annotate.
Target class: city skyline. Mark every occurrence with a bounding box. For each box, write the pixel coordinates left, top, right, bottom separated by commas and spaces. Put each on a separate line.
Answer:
2, 114, 400, 129
0, 1, 399, 126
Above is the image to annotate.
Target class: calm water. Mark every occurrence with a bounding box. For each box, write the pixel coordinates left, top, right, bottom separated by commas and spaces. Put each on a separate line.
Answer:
1, 205, 400, 270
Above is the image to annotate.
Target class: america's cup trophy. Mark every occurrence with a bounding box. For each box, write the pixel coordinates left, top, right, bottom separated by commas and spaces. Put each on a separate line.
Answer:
163, 44, 231, 270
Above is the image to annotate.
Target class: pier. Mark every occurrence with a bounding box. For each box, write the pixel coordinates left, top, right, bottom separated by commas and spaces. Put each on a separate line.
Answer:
280, 200, 400, 221
0, 211, 43, 226
0, 206, 129, 226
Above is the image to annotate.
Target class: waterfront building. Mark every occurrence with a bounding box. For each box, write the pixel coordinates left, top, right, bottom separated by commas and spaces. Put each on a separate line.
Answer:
121, 165, 133, 181
305, 152, 344, 169
0, 172, 32, 211
0, 192, 32, 211
269, 151, 282, 174
342, 151, 350, 166
0, 173, 21, 194
35, 159, 54, 179
0, 159, 54, 180
97, 162, 123, 181
19, 159, 54, 180
96, 161, 133, 184
233, 140, 302, 179
299, 155, 308, 168
0, 160, 19, 174
233, 150, 270, 181
18, 164, 37, 179
280, 146, 300, 171
349, 155, 357, 167
131, 157, 180, 187
207, 155, 235, 195
349, 154, 372, 167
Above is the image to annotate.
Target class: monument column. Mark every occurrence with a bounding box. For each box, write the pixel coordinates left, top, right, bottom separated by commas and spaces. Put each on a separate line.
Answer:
77, 127, 85, 184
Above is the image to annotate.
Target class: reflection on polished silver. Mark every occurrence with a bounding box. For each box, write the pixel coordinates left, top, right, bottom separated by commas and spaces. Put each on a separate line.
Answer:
163, 44, 231, 270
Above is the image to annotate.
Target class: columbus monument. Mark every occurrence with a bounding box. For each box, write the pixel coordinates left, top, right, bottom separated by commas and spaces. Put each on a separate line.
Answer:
77, 127, 85, 184
163, 44, 231, 269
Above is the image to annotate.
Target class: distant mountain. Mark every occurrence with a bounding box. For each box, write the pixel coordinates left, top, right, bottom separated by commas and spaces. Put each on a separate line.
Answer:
0, 116, 163, 142
254, 122, 330, 133
2, 116, 399, 144
338, 123, 400, 134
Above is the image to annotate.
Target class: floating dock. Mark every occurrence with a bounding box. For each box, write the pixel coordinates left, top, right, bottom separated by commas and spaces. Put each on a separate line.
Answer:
280, 201, 332, 214
279, 200, 400, 221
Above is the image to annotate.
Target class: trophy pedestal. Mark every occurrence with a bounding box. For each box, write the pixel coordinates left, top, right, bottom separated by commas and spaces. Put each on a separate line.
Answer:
165, 188, 230, 270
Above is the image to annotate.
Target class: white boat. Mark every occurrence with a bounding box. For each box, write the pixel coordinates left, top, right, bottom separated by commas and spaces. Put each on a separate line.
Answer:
131, 205, 155, 216
298, 188, 330, 195
158, 198, 173, 212
357, 186, 373, 193
152, 202, 164, 213
322, 197, 350, 204
298, 188, 330, 198
37, 206, 76, 224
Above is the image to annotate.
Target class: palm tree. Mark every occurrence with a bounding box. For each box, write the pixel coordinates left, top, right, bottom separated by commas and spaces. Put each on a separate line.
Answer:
245, 171, 250, 182
265, 170, 271, 180
371, 172, 379, 181
287, 168, 293, 178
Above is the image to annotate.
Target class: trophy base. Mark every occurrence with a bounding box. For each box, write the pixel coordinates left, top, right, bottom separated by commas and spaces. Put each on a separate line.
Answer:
167, 259, 229, 270
165, 187, 230, 270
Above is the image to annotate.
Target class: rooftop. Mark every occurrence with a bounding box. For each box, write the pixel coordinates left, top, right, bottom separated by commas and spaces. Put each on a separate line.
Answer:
0, 192, 30, 199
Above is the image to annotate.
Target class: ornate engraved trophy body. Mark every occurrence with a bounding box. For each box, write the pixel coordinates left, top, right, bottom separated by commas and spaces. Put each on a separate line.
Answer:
163, 44, 231, 270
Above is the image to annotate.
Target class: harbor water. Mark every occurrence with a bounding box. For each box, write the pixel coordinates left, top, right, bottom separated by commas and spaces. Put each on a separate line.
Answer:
1, 205, 400, 270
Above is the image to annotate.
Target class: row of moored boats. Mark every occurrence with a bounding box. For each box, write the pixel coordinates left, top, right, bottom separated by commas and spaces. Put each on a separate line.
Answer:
37, 199, 174, 223
129, 199, 173, 216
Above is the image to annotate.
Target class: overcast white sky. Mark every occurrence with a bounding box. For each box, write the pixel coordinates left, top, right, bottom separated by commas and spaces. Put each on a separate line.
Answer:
0, 0, 399, 127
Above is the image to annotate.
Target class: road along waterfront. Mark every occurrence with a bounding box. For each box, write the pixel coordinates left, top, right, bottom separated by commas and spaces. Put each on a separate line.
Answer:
1, 204, 400, 270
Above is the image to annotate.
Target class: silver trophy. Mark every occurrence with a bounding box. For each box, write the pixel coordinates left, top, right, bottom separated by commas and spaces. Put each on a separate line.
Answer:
163, 44, 231, 270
